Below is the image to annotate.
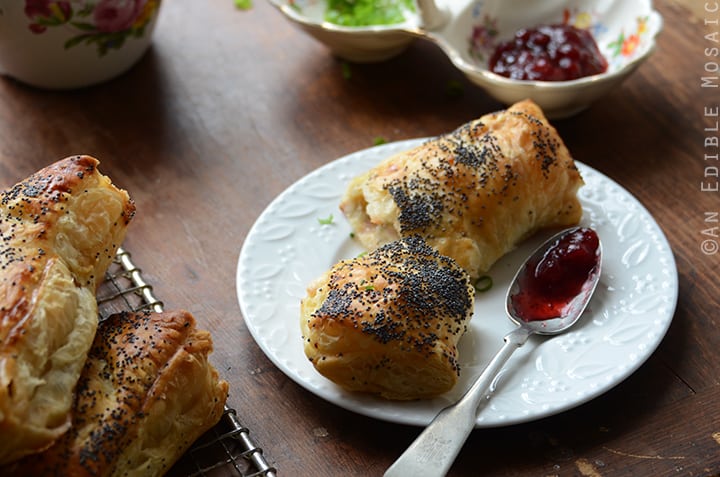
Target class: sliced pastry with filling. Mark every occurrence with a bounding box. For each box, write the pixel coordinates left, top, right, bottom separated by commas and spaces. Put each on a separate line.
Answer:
301, 236, 475, 400
340, 99, 584, 280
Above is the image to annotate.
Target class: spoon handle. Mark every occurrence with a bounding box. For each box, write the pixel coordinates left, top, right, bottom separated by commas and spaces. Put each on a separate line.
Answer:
384, 327, 532, 477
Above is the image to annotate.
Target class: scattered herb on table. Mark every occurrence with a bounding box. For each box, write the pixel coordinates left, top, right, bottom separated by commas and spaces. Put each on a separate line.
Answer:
341, 61, 352, 80
373, 137, 387, 146
445, 79, 464, 98
234, 0, 252, 10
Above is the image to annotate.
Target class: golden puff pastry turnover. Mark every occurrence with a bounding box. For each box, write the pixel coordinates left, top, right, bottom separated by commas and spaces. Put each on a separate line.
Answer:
0, 156, 135, 465
3, 309, 229, 477
340, 99, 584, 280
301, 236, 475, 400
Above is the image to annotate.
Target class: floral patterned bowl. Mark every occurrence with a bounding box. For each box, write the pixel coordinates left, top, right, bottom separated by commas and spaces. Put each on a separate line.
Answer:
0, 0, 162, 89
270, 0, 661, 118
426, 0, 662, 118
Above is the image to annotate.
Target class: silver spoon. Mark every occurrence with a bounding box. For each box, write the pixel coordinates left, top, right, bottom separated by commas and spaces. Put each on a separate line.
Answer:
384, 227, 602, 477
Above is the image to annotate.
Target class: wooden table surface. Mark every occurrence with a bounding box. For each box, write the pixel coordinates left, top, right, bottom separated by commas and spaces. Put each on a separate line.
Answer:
1, 1, 718, 476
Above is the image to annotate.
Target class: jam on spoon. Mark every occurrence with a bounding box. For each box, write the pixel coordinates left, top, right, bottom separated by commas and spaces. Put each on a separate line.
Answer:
511, 227, 601, 322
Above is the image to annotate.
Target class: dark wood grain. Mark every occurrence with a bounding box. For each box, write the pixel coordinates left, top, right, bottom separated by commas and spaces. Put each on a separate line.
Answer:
0, 1, 718, 476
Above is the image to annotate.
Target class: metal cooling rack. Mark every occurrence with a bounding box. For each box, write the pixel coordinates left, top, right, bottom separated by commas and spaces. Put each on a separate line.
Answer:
97, 248, 277, 477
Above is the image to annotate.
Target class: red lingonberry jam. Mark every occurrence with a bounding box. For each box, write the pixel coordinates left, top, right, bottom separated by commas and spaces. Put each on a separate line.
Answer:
511, 228, 600, 322
489, 24, 608, 81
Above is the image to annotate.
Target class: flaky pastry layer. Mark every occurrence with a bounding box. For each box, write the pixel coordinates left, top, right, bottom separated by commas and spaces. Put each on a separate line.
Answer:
301, 236, 475, 400
4, 309, 229, 477
0, 156, 135, 464
340, 100, 584, 280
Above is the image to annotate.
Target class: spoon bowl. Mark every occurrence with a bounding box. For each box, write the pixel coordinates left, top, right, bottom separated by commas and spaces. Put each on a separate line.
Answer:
385, 227, 602, 477
506, 227, 602, 334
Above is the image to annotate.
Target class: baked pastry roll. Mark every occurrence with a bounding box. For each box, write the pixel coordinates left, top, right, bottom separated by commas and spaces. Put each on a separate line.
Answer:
0, 156, 135, 465
301, 236, 475, 400
4, 309, 229, 477
340, 99, 584, 280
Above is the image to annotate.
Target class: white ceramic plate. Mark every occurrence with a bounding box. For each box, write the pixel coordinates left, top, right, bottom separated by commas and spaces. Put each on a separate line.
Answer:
236, 139, 678, 427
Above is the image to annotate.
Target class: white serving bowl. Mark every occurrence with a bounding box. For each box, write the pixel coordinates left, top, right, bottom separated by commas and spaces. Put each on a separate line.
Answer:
426, 0, 663, 118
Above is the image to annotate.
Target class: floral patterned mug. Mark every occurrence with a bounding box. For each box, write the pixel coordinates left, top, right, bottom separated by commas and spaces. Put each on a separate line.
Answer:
0, 0, 162, 89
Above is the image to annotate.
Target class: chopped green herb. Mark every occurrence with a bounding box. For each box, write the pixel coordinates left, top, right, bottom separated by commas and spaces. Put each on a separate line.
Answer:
349, 232, 356, 239
324, 0, 415, 26
373, 137, 387, 146
318, 214, 334, 225
234, 0, 253, 10
364, 284, 375, 291
356, 251, 368, 258
474, 275, 493, 292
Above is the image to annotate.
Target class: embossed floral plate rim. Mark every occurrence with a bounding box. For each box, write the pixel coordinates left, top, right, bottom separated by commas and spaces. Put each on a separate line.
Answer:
236, 138, 678, 427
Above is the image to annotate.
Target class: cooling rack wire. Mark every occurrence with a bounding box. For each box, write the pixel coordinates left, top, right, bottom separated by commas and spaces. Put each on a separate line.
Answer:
97, 248, 277, 477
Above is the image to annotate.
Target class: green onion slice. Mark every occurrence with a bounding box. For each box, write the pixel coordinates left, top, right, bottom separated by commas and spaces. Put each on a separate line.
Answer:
474, 275, 493, 292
